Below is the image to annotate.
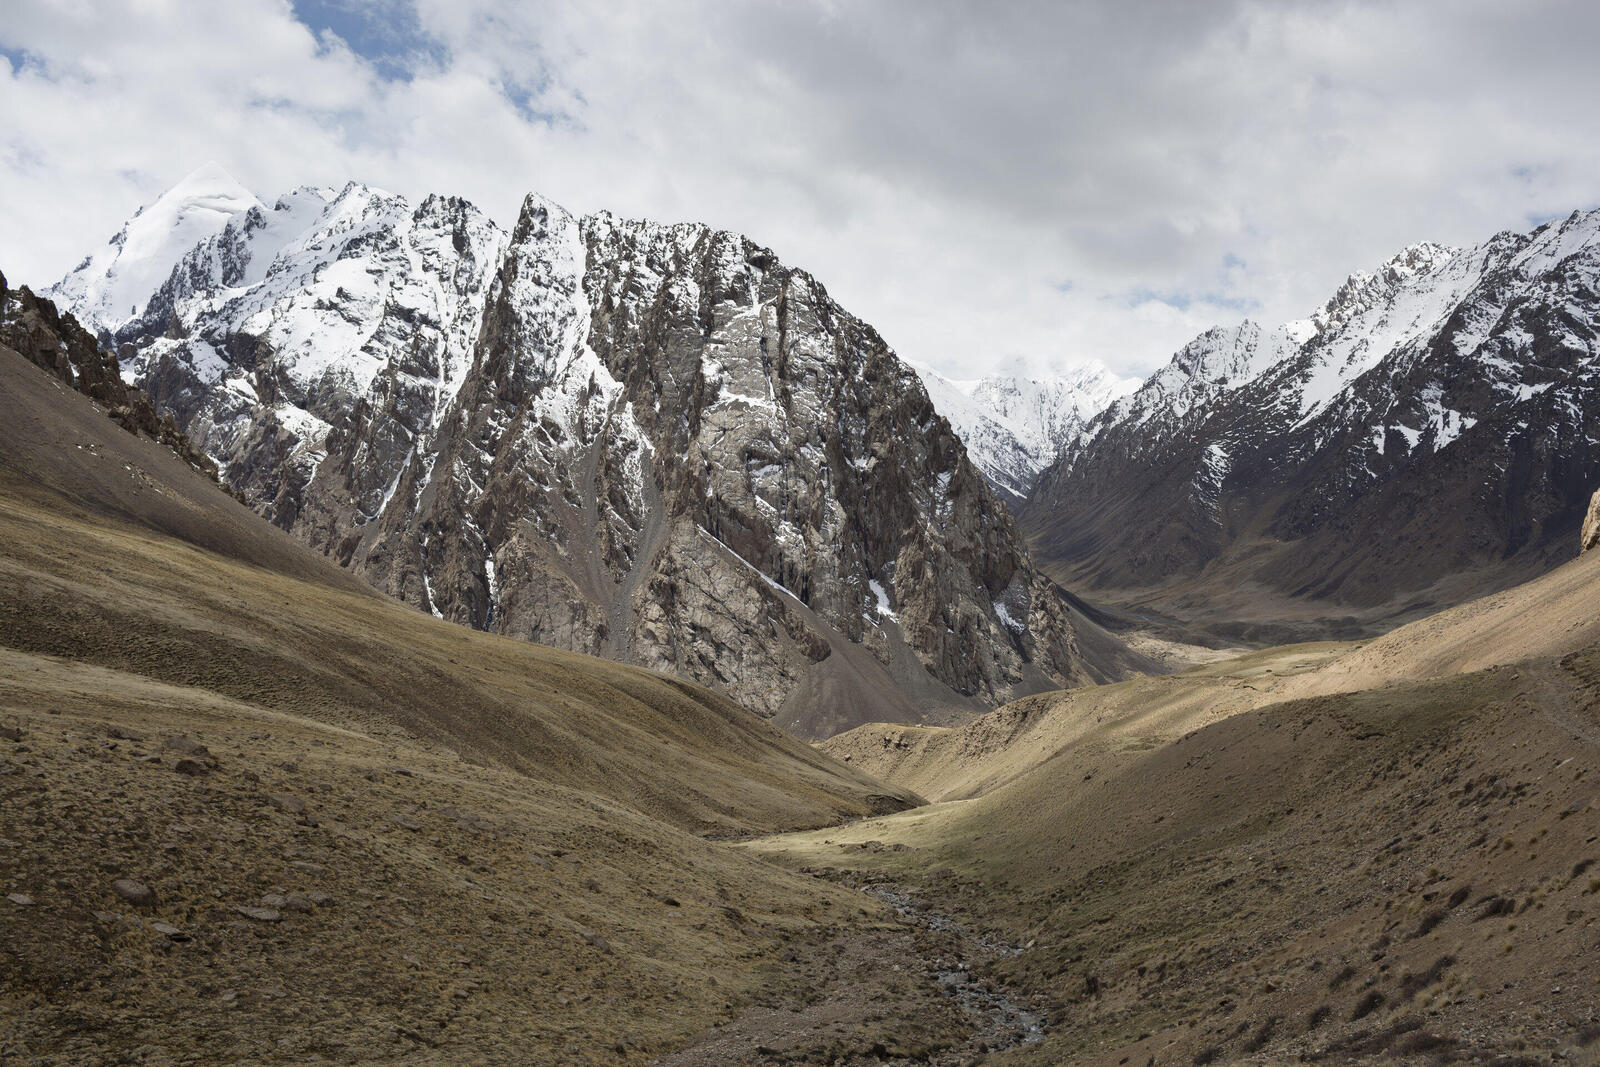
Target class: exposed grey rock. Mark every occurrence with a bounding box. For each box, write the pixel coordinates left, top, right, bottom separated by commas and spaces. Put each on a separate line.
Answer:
233, 905, 281, 922
161, 736, 211, 758
281, 891, 317, 912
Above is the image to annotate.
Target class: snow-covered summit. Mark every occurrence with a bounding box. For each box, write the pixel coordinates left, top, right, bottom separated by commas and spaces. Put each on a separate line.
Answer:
48, 162, 263, 336
913, 360, 1137, 504
1030, 207, 1600, 611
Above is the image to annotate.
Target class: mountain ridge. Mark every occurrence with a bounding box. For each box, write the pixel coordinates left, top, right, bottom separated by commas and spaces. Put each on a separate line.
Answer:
1026, 207, 1600, 638
49, 165, 1153, 737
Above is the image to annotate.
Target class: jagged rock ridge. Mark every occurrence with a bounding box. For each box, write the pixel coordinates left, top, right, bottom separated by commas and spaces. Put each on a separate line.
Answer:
1028, 214, 1600, 625
51, 167, 1145, 737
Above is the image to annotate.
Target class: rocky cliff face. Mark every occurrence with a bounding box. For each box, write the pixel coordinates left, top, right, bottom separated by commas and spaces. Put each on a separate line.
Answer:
51, 168, 1139, 736
1028, 213, 1600, 623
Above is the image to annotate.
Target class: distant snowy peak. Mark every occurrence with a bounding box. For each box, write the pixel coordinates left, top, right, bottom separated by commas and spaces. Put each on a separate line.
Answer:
1091, 240, 1465, 440
914, 361, 1137, 503
1029, 206, 1600, 610
1099, 321, 1300, 433
48, 162, 263, 336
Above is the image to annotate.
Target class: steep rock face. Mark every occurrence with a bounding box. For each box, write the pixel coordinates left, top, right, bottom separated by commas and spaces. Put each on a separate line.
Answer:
55, 169, 1134, 736
912, 362, 1137, 506
1029, 214, 1600, 619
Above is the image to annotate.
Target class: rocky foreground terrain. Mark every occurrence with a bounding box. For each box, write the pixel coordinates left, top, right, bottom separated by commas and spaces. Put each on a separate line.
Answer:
45, 168, 1151, 738
1027, 213, 1600, 642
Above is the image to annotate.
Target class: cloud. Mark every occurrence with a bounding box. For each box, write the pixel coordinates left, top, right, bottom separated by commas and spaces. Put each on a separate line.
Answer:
3, 0, 1599, 381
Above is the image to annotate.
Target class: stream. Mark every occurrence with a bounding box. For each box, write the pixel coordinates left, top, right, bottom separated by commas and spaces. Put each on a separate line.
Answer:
861, 882, 1045, 1056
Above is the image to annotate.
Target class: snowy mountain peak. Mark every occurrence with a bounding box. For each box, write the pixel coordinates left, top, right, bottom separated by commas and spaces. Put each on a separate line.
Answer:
1308, 240, 1458, 338
48, 163, 263, 336
913, 360, 1138, 504
45, 175, 1112, 734
1029, 206, 1600, 614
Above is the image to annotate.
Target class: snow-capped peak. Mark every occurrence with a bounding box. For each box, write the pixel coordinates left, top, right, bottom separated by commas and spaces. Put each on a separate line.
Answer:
1308, 241, 1458, 339
913, 359, 1138, 502
48, 162, 263, 337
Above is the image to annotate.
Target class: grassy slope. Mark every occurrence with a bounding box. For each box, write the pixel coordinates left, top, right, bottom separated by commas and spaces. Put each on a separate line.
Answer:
0, 345, 919, 1065
763, 555, 1600, 1062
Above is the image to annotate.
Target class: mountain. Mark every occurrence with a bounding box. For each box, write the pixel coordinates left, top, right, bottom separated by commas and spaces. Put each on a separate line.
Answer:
911, 362, 1137, 505
1, 269, 220, 482
47, 161, 263, 335
1027, 213, 1600, 639
0, 307, 936, 1064
49, 166, 1152, 737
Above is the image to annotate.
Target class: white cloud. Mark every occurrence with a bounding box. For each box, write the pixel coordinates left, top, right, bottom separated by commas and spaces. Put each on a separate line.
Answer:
3, 0, 1599, 380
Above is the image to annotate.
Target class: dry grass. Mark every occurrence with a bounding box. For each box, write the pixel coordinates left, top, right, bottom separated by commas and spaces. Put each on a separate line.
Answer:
0, 348, 920, 1064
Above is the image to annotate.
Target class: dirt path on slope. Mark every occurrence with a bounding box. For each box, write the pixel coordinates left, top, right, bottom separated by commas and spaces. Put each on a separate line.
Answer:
650, 869, 1047, 1066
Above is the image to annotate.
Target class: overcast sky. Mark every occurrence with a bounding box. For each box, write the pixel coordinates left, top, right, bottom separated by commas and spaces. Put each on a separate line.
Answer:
3, 0, 1599, 380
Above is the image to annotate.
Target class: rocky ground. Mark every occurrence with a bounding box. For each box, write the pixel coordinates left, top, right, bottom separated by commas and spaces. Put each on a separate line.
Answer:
653, 866, 1050, 1067
0, 683, 895, 1066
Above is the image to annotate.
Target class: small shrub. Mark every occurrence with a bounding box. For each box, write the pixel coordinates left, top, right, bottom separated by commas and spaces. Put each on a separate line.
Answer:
1193, 1046, 1223, 1065
1352, 990, 1387, 1020
1446, 884, 1472, 909
1412, 908, 1448, 938
1400, 955, 1455, 1000
1307, 1004, 1332, 1030
1242, 1015, 1281, 1054
1474, 895, 1515, 921
1399, 1031, 1459, 1054
1328, 964, 1357, 990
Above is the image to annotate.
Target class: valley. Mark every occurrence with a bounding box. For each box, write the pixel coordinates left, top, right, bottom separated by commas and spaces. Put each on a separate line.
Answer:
4, 165, 1599, 1066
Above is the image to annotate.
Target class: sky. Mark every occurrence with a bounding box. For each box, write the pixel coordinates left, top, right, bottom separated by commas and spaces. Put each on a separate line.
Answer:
3, 0, 1599, 381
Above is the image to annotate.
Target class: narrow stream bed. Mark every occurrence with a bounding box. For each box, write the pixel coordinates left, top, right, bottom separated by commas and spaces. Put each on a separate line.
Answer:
861, 882, 1046, 1056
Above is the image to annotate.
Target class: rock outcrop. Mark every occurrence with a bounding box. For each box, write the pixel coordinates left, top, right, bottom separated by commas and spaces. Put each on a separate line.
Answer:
0, 270, 218, 480
1583, 489, 1600, 554
49, 168, 1145, 736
